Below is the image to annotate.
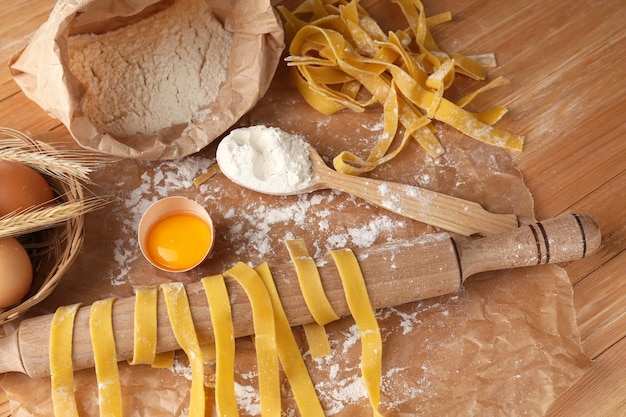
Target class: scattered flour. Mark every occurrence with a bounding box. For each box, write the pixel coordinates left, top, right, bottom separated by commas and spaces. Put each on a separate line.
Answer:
68, 0, 233, 137
104, 133, 422, 415
221, 192, 406, 262
170, 354, 193, 381
388, 306, 423, 335
346, 217, 405, 248
108, 150, 407, 286
234, 383, 262, 416
322, 375, 368, 414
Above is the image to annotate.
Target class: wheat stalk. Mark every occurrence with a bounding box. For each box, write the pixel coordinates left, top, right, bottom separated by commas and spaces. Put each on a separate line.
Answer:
0, 127, 113, 182
0, 197, 107, 238
0, 127, 111, 238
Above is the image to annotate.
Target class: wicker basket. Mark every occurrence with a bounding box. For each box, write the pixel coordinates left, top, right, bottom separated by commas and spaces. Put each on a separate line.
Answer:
0, 128, 106, 325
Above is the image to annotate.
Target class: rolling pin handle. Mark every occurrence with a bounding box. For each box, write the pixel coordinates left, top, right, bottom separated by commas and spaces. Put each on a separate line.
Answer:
0, 330, 27, 375
458, 213, 601, 280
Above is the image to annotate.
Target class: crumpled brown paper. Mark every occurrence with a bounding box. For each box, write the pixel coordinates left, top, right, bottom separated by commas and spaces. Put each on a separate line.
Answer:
9, 0, 284, 160
0, 61, 592, 416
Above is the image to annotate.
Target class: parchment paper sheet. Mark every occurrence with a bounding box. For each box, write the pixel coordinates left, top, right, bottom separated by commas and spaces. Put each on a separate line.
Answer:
8, 0, 284, 160
1, 59, 591, 417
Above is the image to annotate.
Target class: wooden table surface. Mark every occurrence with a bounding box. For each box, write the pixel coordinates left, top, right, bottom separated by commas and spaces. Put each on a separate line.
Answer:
0, 0, 624, 415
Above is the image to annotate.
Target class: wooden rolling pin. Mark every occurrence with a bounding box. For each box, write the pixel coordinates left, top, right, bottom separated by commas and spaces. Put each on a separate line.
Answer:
0, 214, 600, 379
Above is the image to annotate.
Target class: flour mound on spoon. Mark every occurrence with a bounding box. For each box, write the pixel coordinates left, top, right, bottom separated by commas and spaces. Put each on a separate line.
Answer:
216, 125, 313, 195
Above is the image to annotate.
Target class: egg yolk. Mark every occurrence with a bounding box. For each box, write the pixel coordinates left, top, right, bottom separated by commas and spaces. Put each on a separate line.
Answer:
146, 213, 212, 271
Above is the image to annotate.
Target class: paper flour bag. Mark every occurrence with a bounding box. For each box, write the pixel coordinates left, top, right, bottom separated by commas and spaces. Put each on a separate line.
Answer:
10, 0, 284, 160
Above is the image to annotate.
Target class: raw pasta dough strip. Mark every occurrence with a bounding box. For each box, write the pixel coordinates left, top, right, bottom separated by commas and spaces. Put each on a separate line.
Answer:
89, 298, 123, 417
283, 0, 524, 174
201, 274, 239, 417
224, 262, 281, 417
332, 85, 434, 174
293, 25, 524, 150
50, 303, 81, 417
390, 0, 440, 52
285, 239, 335, 358
194, 163, 221, 186
285, 239, 339, 324
128, 285, 175, 368
161, 283, 206, 417
201, 342, 217, 363
301, 323, 332, 358
129, 286, 158, 365
151, 351, 175, 368
254, 263, 326, 417
330, 249, 383, 417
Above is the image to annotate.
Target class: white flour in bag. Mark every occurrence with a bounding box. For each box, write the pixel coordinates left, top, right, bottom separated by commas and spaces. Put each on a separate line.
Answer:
68, 0, 233, 137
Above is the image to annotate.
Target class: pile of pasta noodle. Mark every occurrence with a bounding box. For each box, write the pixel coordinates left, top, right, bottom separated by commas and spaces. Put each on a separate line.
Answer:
278, 0, 524, 175
49, 241, 383, 417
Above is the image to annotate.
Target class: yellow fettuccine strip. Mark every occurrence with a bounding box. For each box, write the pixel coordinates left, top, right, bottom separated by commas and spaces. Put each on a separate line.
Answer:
50, 303, 81, 417
201, 274, 238, 417
161, 283, 206, 417
48, 244, 393, 416
255, 263, 326, 417
224, 262, 281, 417
89, 298, 123, 417
193, 163, 221, 186
285, 239, 337, 358
129, 286, 158, 366
279, 0, 524, 174
301, 322, 332, 358
151, 351, 175, 368
128, 285, 175, 368
126, 285, 177, 370
285, 239, 339, 325
201, 342, 217, 364
330, 248, 383, 417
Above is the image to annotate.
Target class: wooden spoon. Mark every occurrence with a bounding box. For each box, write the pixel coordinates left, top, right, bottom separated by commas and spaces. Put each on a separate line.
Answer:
302, 147, 517, 236
221, 144, 518, 236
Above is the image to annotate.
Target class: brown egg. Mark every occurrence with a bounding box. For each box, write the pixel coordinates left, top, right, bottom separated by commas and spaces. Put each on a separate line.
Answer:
0, 160, 55, 217
0, 236, 33, 308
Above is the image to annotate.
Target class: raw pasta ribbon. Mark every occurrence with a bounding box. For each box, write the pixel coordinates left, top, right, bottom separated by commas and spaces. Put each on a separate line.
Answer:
89, 298, 123, 417
161, 283, 206, 417
201, 275, 238, 417
255, 263, 326, 417
50, 303, 81, 417
129, 285, 158, 365
285, 239, 338, 358
330, 248, 384, 417
224, 262, 281, 417
47, 242, 389, 417
279, 0, 524, 175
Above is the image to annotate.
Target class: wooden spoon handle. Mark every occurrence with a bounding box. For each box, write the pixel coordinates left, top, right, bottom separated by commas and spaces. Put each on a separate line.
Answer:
312, 161, 518, 236
0, 215, 600, 378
